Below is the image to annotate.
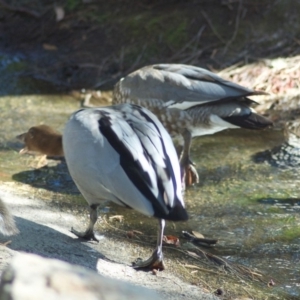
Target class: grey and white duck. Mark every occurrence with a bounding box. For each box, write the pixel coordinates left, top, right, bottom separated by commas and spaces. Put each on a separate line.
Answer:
113, 64, 273, 186
63, 103, 188, 270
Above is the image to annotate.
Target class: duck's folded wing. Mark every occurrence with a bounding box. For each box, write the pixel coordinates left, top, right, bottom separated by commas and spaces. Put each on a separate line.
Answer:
121, 64, 266, 110
98, 105, 186, 220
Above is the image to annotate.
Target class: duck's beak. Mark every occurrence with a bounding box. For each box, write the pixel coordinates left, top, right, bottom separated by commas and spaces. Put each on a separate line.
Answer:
16, 132, 28, 154
19, 147, 28, 154
16, 132, 26, 142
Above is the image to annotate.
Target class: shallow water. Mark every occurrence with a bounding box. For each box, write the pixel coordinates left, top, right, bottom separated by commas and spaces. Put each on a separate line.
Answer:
1, 52, 300, 299
187, 130, 300, 297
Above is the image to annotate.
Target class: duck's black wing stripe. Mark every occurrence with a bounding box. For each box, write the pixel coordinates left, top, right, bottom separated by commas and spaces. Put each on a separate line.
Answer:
135, 107, 188, 220
222, 113, 273, 130
135, 107, 178, 193
98, 114, 170, 218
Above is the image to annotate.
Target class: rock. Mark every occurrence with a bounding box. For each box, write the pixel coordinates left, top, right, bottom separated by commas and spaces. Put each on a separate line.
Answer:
0, 197, 19, 236
0, 253, 157, 300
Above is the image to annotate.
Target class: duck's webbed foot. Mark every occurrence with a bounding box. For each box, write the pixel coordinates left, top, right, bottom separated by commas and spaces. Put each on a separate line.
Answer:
132, 247, 165, 271
71, 204, 99, 242
71, 227, 99, 242
181, 159, 199, 189
180, 130, 199, 188
185, 160, 199, 187
133, 219, 166, 271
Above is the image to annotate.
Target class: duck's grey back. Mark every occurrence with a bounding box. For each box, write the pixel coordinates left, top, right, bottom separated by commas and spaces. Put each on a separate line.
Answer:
114, 64, 263, 109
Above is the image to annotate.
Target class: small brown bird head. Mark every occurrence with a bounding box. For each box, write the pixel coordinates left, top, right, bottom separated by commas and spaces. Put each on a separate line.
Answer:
16, 125, 64, 156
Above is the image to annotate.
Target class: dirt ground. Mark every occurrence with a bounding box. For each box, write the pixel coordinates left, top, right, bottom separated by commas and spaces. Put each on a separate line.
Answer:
0, 182, 218, 300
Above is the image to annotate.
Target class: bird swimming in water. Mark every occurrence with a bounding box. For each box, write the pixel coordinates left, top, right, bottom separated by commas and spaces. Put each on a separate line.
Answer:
113, 64, 273, 186
17, 125, 63, 157
0, 198, 19, 236
63, 103, 188, 270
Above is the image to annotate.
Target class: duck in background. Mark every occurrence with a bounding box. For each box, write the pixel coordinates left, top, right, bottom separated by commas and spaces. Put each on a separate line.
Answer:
70, 89, 112, 107
17, 125, 63, 157
63, 103, 188, 270
17, 125, 63, 168
113, 64, 273, 187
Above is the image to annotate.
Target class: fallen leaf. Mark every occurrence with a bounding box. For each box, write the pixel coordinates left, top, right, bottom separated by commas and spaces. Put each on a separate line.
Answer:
43, 44, 58, 51
163, 235, 180, 246
186, 251, 200, 258
191, 231, 205, 238
108, 215, 124, 222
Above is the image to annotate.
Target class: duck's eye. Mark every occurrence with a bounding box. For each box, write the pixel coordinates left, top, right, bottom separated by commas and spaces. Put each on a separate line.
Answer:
28, 130, 35, 138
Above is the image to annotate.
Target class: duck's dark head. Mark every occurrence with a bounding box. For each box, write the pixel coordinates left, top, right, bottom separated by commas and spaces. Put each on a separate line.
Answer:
16, 125, 63, 156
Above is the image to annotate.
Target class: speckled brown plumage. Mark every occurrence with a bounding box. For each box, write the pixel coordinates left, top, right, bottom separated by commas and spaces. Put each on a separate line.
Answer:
113, 64, 272, 187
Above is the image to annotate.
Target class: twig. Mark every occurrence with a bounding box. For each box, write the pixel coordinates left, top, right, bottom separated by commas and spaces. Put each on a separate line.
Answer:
182, 263, 223, 276
163, 246, 217, 269
191, 275, 214, 292
201, 10, 226, 44
156, 273, 183, 292
241, 285, 254, 298
108, 215, 124, 222
92, 55, 116, 88
0, 0, 42, 18
76, 63, 104, 69
169, 25, 206, 61
102, 215, 127, 234
24, 71, 71, 88
124, 44, 148, 75
103, 215, 265, 283
0, 240, 11, 246
187, 26, 207, 64
223, 0, 244, 54
119, 46, 125, 72
99, 43, 147, 86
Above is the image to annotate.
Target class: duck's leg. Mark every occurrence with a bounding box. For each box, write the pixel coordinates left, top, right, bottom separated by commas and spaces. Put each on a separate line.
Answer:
71, 204, 99, 242
133, 219, 165, 270
180, 130, 199, 188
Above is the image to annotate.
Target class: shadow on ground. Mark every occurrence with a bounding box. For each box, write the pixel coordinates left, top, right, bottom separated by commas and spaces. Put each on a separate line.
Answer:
12, 162, 79, 195
0, 216, 105, 271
